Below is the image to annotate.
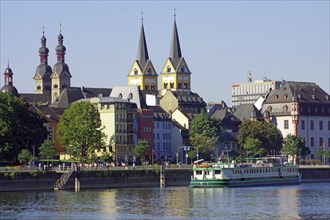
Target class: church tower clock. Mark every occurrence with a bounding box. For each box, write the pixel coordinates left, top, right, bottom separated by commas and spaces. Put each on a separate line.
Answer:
128, 16, 158, 91
160, 14, 191, 96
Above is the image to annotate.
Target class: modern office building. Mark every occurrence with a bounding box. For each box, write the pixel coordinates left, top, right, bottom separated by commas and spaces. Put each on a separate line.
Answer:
231, 77, 281, 107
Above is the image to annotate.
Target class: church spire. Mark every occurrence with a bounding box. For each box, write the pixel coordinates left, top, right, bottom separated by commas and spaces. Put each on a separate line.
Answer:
39, 26, 49, 64
169, 10, 182, 68
56, 22, 66, 62
136, 12, 149, 70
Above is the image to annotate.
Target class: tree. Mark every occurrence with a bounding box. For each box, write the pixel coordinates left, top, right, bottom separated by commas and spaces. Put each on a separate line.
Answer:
282, 134, 310, 163
316, 146, 330, 165
39, 140, 58, 165
0, 93, 48, 162
243, 137, 265, 158
133, 140, 151, 165
18, 149, 32, 165
237, 120, 283, 157
57, 102, 106, 161
189, 114, 222, 160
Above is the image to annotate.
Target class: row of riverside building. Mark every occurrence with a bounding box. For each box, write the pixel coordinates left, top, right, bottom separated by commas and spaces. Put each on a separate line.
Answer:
1, 15, 330, 164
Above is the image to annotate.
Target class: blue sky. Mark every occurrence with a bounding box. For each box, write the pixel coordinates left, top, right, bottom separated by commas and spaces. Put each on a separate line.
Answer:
1, 1, 329, 105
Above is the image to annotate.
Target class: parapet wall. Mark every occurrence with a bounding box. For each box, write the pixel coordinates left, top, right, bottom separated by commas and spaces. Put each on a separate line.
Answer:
0, 168, 328, 192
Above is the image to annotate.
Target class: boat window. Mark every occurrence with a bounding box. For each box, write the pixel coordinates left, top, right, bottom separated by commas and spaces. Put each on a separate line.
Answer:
215, 170, 221, 175
205, 171, 210, 175
196, 171, 202, 175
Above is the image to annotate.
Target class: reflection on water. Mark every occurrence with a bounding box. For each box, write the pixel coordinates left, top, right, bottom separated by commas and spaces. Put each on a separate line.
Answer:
0, 183, 329, 219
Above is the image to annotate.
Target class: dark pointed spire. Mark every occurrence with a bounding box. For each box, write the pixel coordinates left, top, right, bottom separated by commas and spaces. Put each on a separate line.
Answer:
169, 10, 182, 68
136, 13, 149, 70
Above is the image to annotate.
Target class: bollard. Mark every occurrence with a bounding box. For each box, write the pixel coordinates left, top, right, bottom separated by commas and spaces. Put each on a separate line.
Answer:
160, 164, 165, 187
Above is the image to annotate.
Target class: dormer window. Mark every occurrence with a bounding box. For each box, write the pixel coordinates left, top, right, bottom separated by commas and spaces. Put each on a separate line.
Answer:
134, 69, 138, 75
167, 66, 171, 72
128, 93, 133, 100
283, 105, 288, 112
283, 94, 288, 99
274, 95, 279, 100
147, 68, 152, 75
181, 66, 185, 72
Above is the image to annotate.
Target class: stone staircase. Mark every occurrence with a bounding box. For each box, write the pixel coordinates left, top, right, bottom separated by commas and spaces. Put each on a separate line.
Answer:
54, 169, 74, 190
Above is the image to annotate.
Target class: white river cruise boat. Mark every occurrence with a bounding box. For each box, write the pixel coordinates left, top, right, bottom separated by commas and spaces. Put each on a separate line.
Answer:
190, 157, 301, 187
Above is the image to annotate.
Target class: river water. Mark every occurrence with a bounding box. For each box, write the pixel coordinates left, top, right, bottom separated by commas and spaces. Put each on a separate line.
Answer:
1, 183, 329, 220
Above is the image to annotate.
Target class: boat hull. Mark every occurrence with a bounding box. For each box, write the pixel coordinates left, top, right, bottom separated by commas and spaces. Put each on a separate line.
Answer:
189, 176, 301, 188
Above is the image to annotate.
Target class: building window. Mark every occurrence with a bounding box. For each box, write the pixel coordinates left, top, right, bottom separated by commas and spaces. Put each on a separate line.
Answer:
310, 120, 314, 130
319, 121, 323, 130
164, 83, 168, 89
181, 66, 185, 72
284, 120, 289, 129
311, 137, 314, 147
147, 68, 152, 75
319, 137, 323, 147
145, 83, 149, 90
37, 85, 41, 90
274, 95, 279, 100
283, 105, 288, 112
134, 69, 138, 75
170, 82, 174, 89
54, 84, 58, 89
167, 66, 171, 72
301, 120, 305, 130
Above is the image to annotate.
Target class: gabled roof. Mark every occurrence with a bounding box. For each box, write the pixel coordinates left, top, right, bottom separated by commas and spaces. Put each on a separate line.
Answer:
233, 104, 263, 122
28, 105, 65, 123
20, 93, 51, 104
264, 81, 330, 104
50, 86, 112, 108
110, 85, 147, 109
172, 91, 206, 105
211, 109, 240, 131
149, 105, 170, 120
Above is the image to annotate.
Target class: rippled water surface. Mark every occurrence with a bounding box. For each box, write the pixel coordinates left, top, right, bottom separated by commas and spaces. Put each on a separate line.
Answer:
1, 183, 329, 219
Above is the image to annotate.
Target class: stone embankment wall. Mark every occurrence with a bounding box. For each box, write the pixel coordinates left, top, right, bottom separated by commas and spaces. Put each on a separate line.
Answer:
0, 167, 328, 192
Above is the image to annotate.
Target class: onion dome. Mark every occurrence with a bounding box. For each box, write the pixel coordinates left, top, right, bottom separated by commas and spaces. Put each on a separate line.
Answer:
1, 65, 19, 97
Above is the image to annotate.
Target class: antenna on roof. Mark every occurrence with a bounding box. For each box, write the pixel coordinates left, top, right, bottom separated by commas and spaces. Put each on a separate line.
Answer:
141, 11, 143, 24
59, 20, 62, 33
42, 25, 45, 36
